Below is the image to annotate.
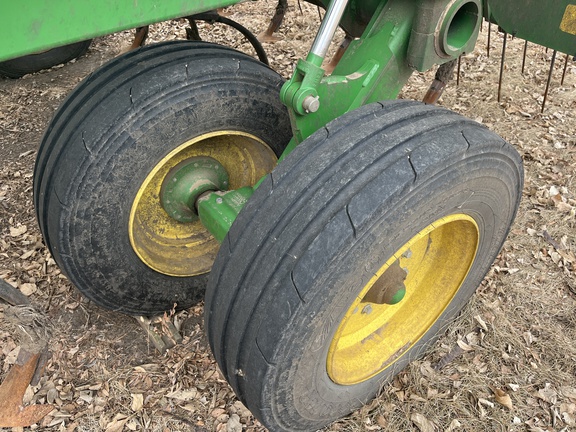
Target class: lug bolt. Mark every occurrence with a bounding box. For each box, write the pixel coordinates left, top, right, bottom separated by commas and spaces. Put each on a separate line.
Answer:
361, 304, 373, 315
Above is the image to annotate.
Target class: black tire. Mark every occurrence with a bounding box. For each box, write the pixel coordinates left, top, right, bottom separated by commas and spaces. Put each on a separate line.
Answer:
34, 41, 292, 315
0, 40, 92, 78
206, 100, 523, 431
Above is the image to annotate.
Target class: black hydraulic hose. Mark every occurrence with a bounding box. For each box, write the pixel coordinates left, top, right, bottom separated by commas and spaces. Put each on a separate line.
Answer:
189, 12, 270, 66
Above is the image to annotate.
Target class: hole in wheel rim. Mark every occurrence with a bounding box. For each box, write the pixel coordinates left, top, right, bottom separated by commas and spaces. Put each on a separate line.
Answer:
129, 131, 277, 277
327, 214, 479, 385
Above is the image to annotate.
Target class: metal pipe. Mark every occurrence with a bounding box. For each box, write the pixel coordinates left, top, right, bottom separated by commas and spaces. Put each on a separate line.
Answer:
309, 0, 350, 59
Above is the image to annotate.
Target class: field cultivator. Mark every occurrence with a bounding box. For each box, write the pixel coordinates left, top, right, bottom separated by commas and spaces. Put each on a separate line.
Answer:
1, 1, 575, 430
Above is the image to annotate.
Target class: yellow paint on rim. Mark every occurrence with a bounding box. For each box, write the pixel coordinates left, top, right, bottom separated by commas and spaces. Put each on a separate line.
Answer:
327, 214, 479, 385
129, 131, 277, 277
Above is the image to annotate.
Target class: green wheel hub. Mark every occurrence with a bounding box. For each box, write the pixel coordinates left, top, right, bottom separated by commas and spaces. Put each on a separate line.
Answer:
129, 131, 277, 277
160, 156, 229, 223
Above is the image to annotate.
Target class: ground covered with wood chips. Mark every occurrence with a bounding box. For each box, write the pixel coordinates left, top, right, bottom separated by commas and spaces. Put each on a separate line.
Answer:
1, 1, 575, 431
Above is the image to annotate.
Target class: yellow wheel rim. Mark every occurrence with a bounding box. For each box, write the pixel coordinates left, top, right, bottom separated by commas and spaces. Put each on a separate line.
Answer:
327, 214, 479, 385
129, 131, 277, 277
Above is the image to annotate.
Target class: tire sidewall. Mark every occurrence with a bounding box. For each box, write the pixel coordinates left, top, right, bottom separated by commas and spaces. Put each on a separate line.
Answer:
0, 40, 91, 78
41, 43, 291, 314
262, 158, 515, 428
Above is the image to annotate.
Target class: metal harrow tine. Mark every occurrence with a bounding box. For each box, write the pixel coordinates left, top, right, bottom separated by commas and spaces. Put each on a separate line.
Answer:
422, 59, 458, 105
561, 53, 569, 86
498, 31, 507, 103
542, 50, 557, 113
487, 21, 491, 57
457, 55, 462, 86
522, 40, 529, 74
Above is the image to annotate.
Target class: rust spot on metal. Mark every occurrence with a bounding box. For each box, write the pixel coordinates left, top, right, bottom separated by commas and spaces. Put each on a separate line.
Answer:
380, 341, 412, 370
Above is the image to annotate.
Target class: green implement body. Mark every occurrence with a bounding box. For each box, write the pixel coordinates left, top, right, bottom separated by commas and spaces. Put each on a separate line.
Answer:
1, 1, 575, 61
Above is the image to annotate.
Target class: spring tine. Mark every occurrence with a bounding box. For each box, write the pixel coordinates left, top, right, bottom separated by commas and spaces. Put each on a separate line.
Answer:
542, 50, 557, 113
498, 32, 507, 103
521, 40, 528, 74
258, 0, 288, 42
561, 53, 569, 86
422, 59, 457, 105
487, 21, 491, 57
457, 55, 462, 86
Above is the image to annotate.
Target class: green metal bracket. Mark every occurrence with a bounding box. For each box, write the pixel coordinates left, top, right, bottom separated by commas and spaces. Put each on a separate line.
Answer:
197, 0, 485, 240
279, 0, 484, 160
280, 0, 418, 155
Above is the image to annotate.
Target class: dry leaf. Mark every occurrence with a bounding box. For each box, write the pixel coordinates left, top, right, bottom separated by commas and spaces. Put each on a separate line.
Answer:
166, 388, 198, 401
9, 225, 27, 237
105, 414, 130, 432
411, 413, 436, 432
131, 393, 143, 412
474, 315, 488, 331
537, 383, 558, 404
20, 249, 35, 259
491, 387, 513, 410
19, 282, 37, 296
457, 339, 474, 351
561, 386, 576, 400
444, 419, 462, 432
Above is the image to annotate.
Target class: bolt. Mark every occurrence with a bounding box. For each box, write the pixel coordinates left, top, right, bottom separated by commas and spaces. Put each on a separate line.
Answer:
402, 249, 412, 259
302, 95, 320, 113
216, 197, 223, 204
361, 304, 373, 315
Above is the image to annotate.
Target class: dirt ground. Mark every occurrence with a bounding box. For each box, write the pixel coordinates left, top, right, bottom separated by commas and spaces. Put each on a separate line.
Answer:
1, 1, 575, 431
